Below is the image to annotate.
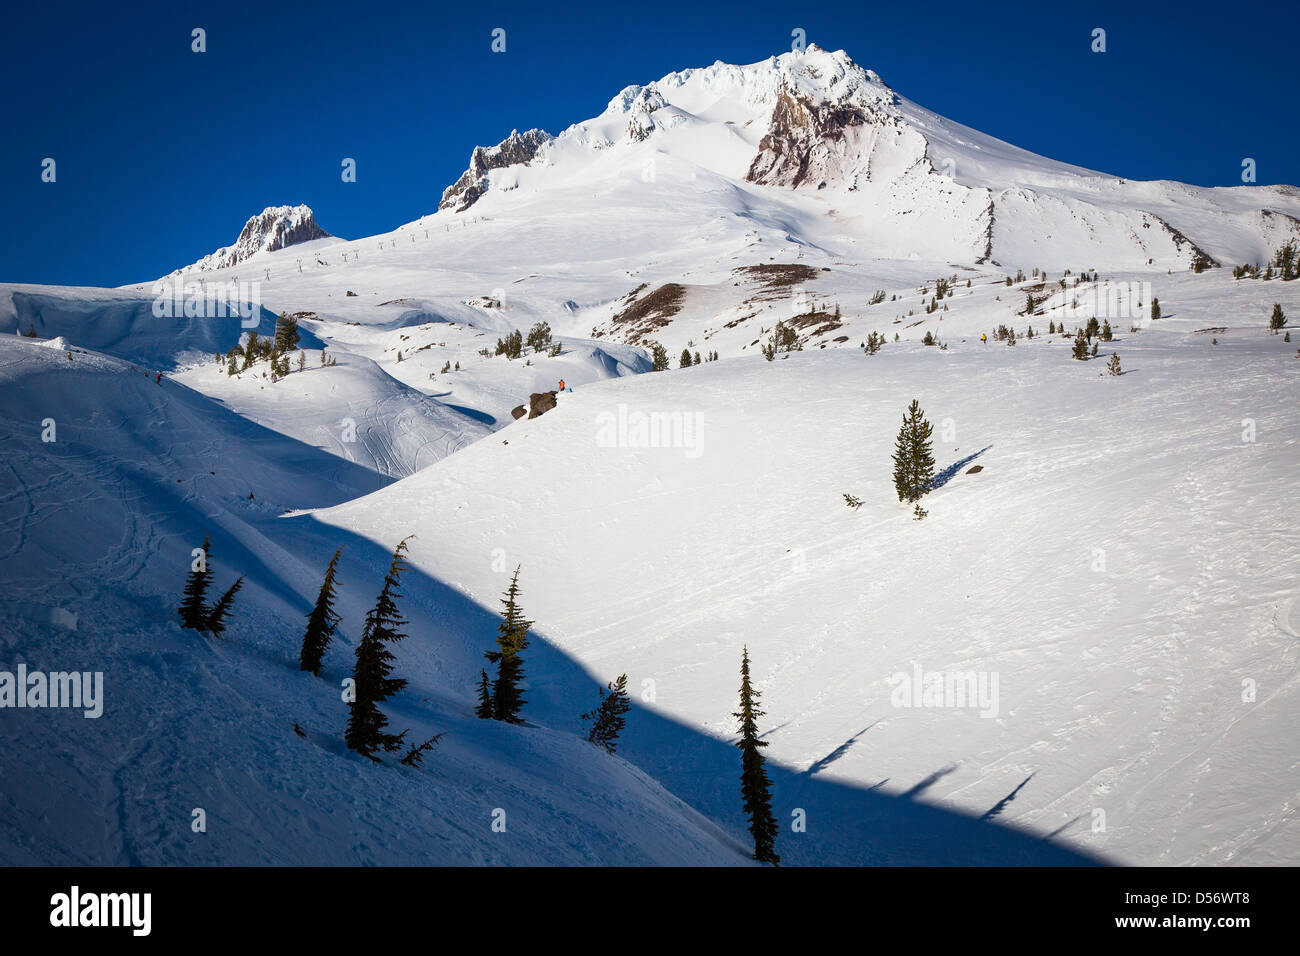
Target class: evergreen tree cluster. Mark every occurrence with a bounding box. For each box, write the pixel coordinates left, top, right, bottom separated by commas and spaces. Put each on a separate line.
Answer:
762, 321, 801, 361
495, 329, 524, 359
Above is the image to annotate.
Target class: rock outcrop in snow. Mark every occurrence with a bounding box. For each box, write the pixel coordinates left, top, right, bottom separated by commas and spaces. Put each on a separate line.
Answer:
439, 129, 553, 212
178, 204, 332, 273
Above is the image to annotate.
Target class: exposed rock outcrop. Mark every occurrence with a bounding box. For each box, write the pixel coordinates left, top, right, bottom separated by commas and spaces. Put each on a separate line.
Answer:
526, 391, 558, 419
439, 129, 553, 213
177, 205, 331, 273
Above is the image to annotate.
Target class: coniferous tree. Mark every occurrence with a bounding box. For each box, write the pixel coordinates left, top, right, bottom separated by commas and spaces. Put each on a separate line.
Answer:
204, 577, 244, 636
274, 311, 301, 354
475, 669, 494, 718
300, 546, 345, 675
242, 330, 260, 371
1072, 328, 1090, 360
680, 348, 693, 368
1150, 298, 1161, 322
526, 321, 553, 353
734, 646, 779, 865
891, 400, 936, 512
582, 674, 632, 754
485, 567, 532, 723
1270, 303, 1287, 333
651, 342, 670, 371
345, 536, 414, 760
400, 732, 447, 767
178, 536, 214, 629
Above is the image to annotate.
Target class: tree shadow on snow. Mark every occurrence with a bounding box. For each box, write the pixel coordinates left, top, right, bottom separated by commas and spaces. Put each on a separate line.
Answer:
267, 516, 1109, 867
928, 445, 993, 492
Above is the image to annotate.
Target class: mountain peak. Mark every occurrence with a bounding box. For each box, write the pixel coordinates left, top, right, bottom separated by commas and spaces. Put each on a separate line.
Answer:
178, 204, 332, 274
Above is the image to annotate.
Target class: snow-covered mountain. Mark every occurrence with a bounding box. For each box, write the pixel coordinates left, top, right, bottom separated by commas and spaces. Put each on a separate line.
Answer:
438, 46, 1300, 273
2, 46, 1299, 867
177, 204, 336, 274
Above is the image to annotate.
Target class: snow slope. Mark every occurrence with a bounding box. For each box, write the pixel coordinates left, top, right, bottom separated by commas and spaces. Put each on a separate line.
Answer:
0, 336, 750, 865
312, 299, 1300, 866
2, 45, 1298, 867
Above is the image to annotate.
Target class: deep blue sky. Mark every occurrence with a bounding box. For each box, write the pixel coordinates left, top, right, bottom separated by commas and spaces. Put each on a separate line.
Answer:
2, 0, 1296, 287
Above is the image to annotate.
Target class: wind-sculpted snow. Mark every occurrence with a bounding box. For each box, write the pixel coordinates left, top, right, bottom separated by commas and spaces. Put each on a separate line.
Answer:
0, 284, 305, 370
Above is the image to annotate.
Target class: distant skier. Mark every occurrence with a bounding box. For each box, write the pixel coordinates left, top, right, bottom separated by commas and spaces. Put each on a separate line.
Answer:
155, 372, 163, 385
980, 333, 987, 344
558, 378, 571, 393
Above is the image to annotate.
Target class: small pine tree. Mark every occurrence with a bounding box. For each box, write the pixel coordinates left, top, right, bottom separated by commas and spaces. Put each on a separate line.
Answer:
486, 567, 533, 724
734, 647, 779, 865
582, 674, 631, 754
205, 577, 244, 636
345, 536, 415, 760
1101, 319, 1113, 341
475, 669, 494, 719
1150, 298, 1161, 322
242, 331, 260, 371
400, 732, 447, 767
300, 546, 344, 675
274, 311, 301, 353
1269, 303, 1287, 333
1072, 329, 1089, 360
178, 536, 214, 629
1106, 352, 1122, 376
680, 348, 692, 368
892, 400, 936, 507
651, 342, 670, 371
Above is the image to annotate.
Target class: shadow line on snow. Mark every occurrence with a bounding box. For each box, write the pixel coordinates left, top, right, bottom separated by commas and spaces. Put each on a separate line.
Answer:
929, 445, 993, 492
270, 515, 1111, 867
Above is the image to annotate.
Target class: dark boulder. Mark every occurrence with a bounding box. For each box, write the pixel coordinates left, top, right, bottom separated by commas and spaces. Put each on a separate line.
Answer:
527, 391, 558, 420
